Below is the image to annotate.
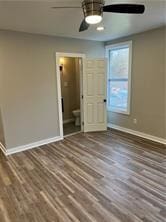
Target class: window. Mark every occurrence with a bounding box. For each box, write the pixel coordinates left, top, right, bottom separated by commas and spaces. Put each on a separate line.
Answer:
106, 41, 132, 114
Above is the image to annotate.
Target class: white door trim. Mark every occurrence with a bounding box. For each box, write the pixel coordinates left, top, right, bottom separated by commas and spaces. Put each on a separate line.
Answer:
105, 41, 132, 115
56, 52, 86, 139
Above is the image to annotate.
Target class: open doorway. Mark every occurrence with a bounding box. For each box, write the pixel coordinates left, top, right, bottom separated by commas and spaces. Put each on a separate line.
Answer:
56, 53, 85, 137
56, 53, 107, 139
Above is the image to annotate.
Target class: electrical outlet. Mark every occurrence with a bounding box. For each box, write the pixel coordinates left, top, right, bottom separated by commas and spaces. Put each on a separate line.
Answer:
133, 119, 137, 124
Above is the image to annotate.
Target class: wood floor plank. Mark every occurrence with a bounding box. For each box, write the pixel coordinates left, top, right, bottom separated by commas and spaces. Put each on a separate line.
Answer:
0, 129, 165, 222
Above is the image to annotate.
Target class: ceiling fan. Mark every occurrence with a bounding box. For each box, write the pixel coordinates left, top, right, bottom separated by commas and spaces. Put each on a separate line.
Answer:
52, 0, 145, 32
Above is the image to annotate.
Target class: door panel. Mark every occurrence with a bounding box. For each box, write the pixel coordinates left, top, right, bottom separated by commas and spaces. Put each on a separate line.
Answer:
87, 103, 94, 124
87, 73, 94, 96
97, 73, 105, 95
83, 59, 107, 132
97, 102, 105, 123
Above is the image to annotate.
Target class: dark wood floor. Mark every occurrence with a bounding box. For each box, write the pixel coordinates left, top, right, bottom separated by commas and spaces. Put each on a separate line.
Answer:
63, 122, 81, 136
0, 129, 165, 222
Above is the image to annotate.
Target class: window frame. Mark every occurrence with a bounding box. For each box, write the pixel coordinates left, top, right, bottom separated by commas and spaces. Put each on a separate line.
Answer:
105, 41, 132, 115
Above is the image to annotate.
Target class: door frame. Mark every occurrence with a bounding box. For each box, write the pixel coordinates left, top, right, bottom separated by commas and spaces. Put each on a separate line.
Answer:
56, 52, 86, 139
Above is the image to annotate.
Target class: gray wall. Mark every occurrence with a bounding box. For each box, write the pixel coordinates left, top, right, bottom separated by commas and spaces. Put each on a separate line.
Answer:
0, 107, 5, 146
0, 27, 165, 151
0, 30, 104, 149
105, 27, 166, 139
0, 50, 5, 147
164, 26, 166, 139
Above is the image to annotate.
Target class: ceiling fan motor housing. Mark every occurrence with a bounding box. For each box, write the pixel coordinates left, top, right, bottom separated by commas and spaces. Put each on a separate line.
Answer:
82, 0, 105, 18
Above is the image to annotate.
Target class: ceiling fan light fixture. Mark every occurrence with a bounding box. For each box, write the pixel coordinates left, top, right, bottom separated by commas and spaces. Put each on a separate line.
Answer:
85, 15, 102, 24
83, 0, 104, 25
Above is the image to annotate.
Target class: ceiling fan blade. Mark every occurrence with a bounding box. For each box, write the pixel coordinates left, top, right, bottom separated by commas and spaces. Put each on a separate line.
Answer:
52, 6, 81, 9
103, 4, 145, 14
79, 19, 90, 32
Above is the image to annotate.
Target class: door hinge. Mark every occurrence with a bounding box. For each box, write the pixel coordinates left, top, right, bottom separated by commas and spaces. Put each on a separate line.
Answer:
82, 121, 84, 126
82, 95, 84, 99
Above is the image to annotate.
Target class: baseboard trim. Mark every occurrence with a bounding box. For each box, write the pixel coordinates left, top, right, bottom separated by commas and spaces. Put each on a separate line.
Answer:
108, 123, 166, 146
63, 118, 74, 124
4, 136, 63, 156
0, 142, 6, 155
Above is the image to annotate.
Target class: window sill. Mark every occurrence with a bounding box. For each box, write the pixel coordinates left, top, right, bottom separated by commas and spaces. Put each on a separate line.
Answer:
107, 108, 130, 115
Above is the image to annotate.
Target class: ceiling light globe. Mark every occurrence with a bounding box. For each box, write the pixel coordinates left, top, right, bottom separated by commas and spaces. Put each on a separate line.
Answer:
96, 26, 104, 31
85, 15, 102, 24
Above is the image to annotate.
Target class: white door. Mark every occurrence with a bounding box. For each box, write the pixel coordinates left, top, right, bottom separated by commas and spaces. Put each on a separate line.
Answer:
83, 59, 107, 132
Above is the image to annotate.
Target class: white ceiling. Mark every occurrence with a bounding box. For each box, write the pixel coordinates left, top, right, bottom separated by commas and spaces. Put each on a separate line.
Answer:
0, 0, 165, 41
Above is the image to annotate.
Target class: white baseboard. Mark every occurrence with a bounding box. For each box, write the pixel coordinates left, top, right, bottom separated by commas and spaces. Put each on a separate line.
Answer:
108, 123, 166, 146
2, 124, 165, 156
63, 118, 74, 124
0, 142, 6, 155
2, 136, 63, 156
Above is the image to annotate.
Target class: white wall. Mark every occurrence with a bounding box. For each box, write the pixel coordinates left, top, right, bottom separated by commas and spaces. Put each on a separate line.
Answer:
0, 30, 104, 150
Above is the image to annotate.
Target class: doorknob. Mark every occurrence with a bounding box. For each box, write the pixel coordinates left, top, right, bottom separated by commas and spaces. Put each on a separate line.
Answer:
103, 99, 107, 103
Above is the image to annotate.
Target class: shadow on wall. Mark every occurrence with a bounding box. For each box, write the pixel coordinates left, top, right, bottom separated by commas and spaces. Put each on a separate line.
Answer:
0, 108, 5, 147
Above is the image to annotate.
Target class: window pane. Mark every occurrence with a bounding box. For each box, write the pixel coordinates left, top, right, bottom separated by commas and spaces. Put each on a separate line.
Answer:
109, 47, 129, 79
107, 43, 131, 113
108, 80, 128, 111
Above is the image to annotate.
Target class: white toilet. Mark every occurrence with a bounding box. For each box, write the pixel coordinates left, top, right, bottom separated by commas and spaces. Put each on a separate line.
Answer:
72, 109, 81, 126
